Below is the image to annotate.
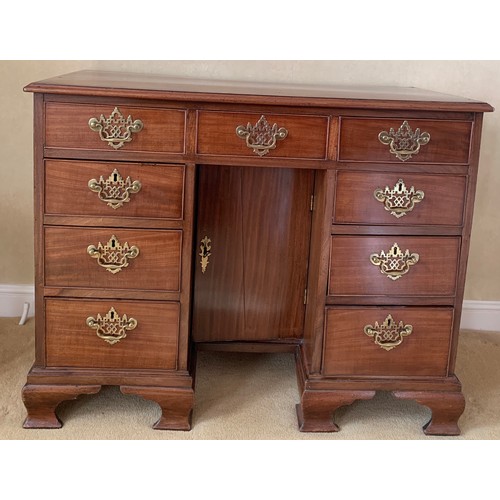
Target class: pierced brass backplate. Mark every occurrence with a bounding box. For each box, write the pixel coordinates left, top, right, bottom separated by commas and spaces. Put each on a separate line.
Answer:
87, 235, 139, 274
199, 236, 211, 273
378, 120, 430, 162
236, 115, 288, 156
88, 107, 144, 149
364, 314, 413, 351
370, 242, 419, 280
374, 178, 425, 218
88, 168, 141, 209
86, 307, 137, 345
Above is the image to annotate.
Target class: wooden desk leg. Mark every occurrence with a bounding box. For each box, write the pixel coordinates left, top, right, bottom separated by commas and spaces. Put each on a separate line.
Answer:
393, 390, 466, 436
297, 389, 376, 432
22, 384, 102, 429
120, 386, 194, 431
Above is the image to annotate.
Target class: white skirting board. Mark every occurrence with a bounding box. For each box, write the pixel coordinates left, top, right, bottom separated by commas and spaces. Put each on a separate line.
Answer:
0, 284, 499, 331
0, 284, 35, 319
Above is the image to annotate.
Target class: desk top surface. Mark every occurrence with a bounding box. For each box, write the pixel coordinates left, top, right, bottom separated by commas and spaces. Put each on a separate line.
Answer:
25, 70, 494, 112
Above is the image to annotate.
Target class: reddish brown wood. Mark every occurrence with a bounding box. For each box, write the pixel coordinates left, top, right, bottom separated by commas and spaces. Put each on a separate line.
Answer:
322, 307, 453, 377
329, 236, 460, 297
333, 171, 466, 226
25, 70, 493, 112
196, 111, 329, 159
45, 299, 179, 370
44, 227, 181, 291
120, 386, 194, 430
22, 384, 101, 428
193, 166, 313, 342
45, 102, 186, 154
339, 117, 472, 164
393, 390, 466, 435
45, 160, 185, 219
297, 389, 376, 432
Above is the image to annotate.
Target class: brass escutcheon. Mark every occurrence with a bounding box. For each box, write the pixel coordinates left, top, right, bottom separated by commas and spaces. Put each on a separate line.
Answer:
370, 242, 419, 280
199, 236, 211, 273
88, 168, 141, 209
364, 314, 413, 351
86, 307, 137, 345
236, 115, 288, 157
88, 107, 143, 150
378, 120, 430, 162
374, 178, 425, 218
87, 235, 139, 274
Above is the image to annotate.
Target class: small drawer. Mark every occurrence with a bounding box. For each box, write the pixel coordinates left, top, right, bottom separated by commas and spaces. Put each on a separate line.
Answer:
334, 172, 466, 226
45, 299, 179, 370
197, 111, 328, 159
45, 102, 186, 154
339, 117, 472, 164
45, 160, 185, 219
328, 236, 460, 297
322, 307, 453, 377
45, 227, 181, 291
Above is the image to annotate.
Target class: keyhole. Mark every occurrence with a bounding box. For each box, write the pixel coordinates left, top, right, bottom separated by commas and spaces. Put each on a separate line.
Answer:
113, 173, 118, 182
111, 239, 116, 248
110, 311, 114, 319
398, 182, 403, 191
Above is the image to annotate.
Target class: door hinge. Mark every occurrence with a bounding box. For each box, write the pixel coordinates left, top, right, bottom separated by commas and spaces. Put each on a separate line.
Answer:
310, 194, 314, 211
303, 288, 308, 305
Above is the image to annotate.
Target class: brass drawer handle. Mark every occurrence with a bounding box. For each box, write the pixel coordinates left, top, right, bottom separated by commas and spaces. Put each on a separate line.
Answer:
88, 168, 141, 209
199, 236, 211, 273
370, 242, 419, 281
236, 115, 288, 157
88, 106, 144, 150
86, 306, 137, 345
364, 314, 413, 351
378, 120, 430, 162
374, 178, 425, 218
87, 235, 139, 274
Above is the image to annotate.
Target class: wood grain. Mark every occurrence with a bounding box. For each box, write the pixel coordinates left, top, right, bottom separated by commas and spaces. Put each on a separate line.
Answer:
45, 160, 185, 219
44, 227, 182, 291
45, 299, 179, 370
322, 307, 453, 377
329, 235, 460, 297
339, 117, 472, 163
45, 102, 186, 154
334, 171, 466, 226
196, 111, 328, 159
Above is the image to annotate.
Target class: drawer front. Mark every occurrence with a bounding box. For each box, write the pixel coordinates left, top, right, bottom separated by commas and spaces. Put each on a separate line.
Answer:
45, 102, 186, 154
45, 160, 185, 219
339, 118, 472, 164
329, 236, 460, 297
334, 172, 466, 226
45, 227, 181, 291
46, 299, 179, 369
197, 111, 328, 159
323, 307, 453, 377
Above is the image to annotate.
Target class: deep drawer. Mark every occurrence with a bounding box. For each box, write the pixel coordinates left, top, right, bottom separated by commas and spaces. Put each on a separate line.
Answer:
339, 117, 472, 164
45, 299, 179, 370
44, 227, 182, 291
196, 111, 329, 159
45, 102, 186, 154
322, 307, 453, 377
333, 171, 466, 226
328, 236, 460, 297
45, 160, 185, 219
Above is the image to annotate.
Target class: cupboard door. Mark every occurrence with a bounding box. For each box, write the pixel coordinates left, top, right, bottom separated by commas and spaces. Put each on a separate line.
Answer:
193, 165, 313, 342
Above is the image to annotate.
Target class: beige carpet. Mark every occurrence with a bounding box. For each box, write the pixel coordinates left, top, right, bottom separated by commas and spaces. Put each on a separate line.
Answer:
1, 316, 499, 440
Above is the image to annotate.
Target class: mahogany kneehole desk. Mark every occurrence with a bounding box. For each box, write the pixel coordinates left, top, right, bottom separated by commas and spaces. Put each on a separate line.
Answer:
22, 71, 493, 435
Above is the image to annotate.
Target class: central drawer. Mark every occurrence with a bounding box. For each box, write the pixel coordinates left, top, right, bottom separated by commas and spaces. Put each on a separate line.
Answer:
196, 111, 329, 159
45, 299, 179, 370
328, 235, 460, 297
44, 227, 182, 291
